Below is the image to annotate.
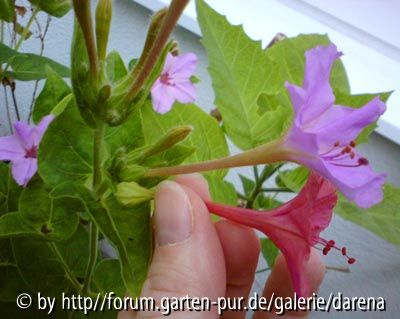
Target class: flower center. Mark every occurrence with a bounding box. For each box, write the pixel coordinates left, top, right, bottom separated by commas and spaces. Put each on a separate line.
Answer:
320, 140, 369, 168
25, 145, 38, 159
160, 72, 174, 86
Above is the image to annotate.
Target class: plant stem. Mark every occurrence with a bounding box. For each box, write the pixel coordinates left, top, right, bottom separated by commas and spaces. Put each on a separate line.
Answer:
127, 0, 190, 100
82, 123, 105, 295
246, 164, 284, 208
261, 187, 293, 193
82, 222, 99, 295
145, 140, 288, 178
14, 6, 40, 52
49, 242, 82, 293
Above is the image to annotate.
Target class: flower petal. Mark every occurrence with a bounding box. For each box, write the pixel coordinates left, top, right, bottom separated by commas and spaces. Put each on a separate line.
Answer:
169, 53, 197, 78
11, 157, 37, 187
13, 121, 35, 149
312, 97, 386, 148
170, 81, 196, 104
151, 81, 175, 114
32, 115, 55, 145
0, 135, 25, 161
295, 44, 342, 125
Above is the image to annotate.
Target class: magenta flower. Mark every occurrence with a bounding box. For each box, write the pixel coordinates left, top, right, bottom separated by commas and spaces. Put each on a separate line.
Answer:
205, 173, 355, 297
151, 52, 197, 114
282, 44, 386, 208
0, 115, 54, 187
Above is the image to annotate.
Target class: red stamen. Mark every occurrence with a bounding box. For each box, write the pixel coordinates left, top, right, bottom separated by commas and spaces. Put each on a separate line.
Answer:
358, 157, 369, 166
25, 146, 38, 159
341, 247, 347, 256
348, 258, 356, 265
350, 140, 356, 147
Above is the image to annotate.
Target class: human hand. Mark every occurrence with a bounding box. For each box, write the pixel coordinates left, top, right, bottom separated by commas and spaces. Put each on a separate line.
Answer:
118, 174, 325, 319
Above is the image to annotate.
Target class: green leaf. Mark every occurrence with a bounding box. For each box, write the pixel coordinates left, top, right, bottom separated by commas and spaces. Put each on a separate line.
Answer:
38, 102, 94, 187
0, 43, 70, 81
106, 51, 128, 84
239, 174, 256, 197
260, 238, 279, 268
140, 102, 229, 178
0, 163, 21, 216
196, 0, 279, 150
334, 91, 392, 144
0, 239, 31, 302
335, 184, 400, 248
205, 175, 237, 205
12, 237, 74, 296
277, 166, 309, 192
93, 259, 125, 297
0, 0, 15, 22
33, 66, 72, 123
0, 212, 41, 239
18, 178, 80, 241
254, 195, 282, 210
52, 183, 151, 297
196, 0, 350, 149
28, 0, 71, 17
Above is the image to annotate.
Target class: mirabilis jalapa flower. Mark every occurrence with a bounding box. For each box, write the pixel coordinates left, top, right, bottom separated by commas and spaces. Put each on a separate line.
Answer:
151, 52, 197, 114
145, 44, 386, 208
0, 115, 54, 187
205, 173, 355, 297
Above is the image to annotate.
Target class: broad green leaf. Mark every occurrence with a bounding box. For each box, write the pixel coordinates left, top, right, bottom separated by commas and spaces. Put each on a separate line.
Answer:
0, 43, 70, 81
261, 238, 279, 268
18, 178, 80, 241
52, 183, 151, 297
254, 195, 282, 210
196, 0, 350, 149
33, 66, 72, 123
0, 212, 41, 239
205, 175, 237, 205
93, 259, 125, 297
0, 163, 21, 216
12, 237, 74, 296
335, 184, 400, 248
277, 166, 309, 192
140, 102, 229, 178
335, 91, 392, 144
38, 102, 94, 187
0, 239, 31, 302
196, 0, 278, 150
106, 51, 128, 84
0, 0, 14, 22
28, 0, 71, 17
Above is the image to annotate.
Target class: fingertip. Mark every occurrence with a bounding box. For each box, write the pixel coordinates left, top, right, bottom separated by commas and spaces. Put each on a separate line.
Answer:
175, 173, 210, 200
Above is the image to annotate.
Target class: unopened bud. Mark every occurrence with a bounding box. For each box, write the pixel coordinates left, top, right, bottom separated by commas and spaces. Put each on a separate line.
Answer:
116, 182, 154, 206
119, 164, 147, 182
144, 125, 193, 159
96, 0, 112, 62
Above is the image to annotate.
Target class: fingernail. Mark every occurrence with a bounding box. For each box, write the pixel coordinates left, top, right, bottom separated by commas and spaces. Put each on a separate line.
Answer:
154, 181, 193, 246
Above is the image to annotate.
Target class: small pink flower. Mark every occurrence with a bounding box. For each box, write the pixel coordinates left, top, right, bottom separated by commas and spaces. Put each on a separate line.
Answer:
151, 52, 197, 114
205, 173, 355, 297
0, 115, 54, 187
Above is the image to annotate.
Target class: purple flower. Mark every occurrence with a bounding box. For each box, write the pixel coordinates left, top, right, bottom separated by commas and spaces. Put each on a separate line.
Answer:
0, 115, 54, 187
151, 52, 197, 114
283, 44, 386, 208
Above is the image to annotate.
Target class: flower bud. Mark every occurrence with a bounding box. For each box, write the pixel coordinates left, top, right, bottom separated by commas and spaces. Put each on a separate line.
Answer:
96, 0, 112, 63
118, 164, 147, 182
116, 182, 154, 207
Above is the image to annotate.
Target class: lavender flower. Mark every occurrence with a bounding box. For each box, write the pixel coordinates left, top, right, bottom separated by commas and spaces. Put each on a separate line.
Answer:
151, 52, 197, 114
0, 115, 54, 187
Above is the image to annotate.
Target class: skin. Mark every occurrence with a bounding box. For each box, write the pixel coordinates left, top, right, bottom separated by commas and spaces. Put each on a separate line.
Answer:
118, 174, 325, 319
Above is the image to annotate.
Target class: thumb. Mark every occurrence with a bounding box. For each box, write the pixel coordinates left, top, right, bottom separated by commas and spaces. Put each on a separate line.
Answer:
136, 180, 226, 318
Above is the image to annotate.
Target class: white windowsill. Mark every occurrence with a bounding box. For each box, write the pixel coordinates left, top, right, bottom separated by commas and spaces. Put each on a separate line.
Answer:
133, 0, 400, 145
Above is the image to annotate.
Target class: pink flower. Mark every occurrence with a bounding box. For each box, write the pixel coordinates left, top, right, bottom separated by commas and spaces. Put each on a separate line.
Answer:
0, 115, 54, 187
151, 52, 197, 114
205, 173, 355, 297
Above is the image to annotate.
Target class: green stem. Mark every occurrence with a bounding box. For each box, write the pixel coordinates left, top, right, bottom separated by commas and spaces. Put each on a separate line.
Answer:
81, 123, 105, 295
15, 7, 40, 51
261, 187, 293, 193
82, 222, 99, 295
246, 166, 273, 208
49, 242, 82, 293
